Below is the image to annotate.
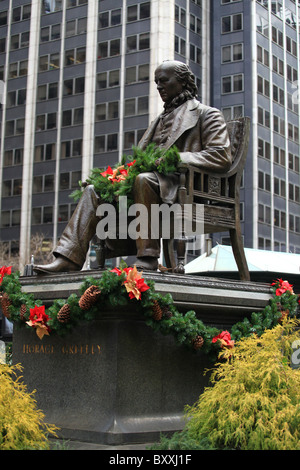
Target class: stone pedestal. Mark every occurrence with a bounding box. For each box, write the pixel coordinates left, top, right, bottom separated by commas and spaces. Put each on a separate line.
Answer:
12, 271, 271, 445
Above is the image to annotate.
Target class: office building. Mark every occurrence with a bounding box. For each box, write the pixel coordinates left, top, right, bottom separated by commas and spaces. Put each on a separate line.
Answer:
0, 0, 299, 274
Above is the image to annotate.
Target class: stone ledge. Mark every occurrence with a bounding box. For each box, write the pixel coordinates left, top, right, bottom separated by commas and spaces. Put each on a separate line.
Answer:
20, 269, 272, 328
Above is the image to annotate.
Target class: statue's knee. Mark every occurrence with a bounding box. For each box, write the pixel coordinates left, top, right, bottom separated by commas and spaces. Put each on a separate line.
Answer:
134, 172, 153, 190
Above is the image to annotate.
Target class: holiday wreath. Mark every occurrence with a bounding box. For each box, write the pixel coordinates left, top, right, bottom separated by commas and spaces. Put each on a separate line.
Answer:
0, 264, 299, 362
71, 143, 181, 207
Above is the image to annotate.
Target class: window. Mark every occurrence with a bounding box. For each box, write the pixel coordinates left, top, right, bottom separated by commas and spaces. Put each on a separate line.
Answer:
222, 43, 243, 63
3, 149, 23, 167
65, 47, 85, 66
124, 96, 148, 116
222, 105, 244, 120
34, 143, 56, 162
127, 3, 150, 22
95, 102, 119, 121
98, 40, 120, 58
65, 17, 86, 37
61, 139, 82, 158
125, 64, 149, 84
94, 134, 118, 153
126, 33, 150, 53
222, 13, 243, 33
41, 24, 61, 42
222, 74, 243, 93
99, 9, 121, 28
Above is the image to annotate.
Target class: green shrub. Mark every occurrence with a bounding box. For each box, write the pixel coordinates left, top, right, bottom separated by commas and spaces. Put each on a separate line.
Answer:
151, 318, 300, 450
0, 363, 58, 450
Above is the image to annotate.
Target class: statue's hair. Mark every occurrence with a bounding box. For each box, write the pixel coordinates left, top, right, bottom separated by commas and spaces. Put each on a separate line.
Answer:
162, 60, 198, 98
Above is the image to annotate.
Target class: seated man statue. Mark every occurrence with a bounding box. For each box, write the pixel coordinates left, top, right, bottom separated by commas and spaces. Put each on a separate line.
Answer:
33, 60, 231, 274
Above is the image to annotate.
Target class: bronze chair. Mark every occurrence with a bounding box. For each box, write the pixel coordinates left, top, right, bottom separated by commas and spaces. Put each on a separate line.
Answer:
97, 117, 250, 281
163, 116, 251, 280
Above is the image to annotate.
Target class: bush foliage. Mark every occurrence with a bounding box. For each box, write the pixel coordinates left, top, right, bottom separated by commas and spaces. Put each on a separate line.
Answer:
151, 318, 300, 450
0, 363, 58, 450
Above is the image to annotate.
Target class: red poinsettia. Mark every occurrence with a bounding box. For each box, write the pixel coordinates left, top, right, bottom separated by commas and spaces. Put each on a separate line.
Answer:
111, 265, 150, 300
271, 278, 294, 296
0, 266, 12, 285
26, 305, 50, 340
212, 330, 234, 349
100, 161, 136, 183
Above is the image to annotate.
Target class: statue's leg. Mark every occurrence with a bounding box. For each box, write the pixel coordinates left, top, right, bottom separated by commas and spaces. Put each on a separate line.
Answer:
133, 172, 161, 269
33, 185, 100, 273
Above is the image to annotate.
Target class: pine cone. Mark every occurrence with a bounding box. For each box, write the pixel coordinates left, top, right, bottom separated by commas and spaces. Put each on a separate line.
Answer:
57, 304, 71, 323
192, 335, 204, 350
1, 292, 12, 319
79, 285, 101, 311
278, 309, 289, 323
151, 300, 163, 321
20, 304, 27, 321
162, 305, 173, 318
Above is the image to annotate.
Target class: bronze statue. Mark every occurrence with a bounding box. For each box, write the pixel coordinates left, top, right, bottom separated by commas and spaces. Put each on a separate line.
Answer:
33, 60, 231, 274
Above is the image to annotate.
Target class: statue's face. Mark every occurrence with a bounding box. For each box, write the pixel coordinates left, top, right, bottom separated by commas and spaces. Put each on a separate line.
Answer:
154, 63, 184, 103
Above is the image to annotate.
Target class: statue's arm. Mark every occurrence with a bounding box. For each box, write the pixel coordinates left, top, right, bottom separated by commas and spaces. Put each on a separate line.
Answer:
179, 107, 232, 173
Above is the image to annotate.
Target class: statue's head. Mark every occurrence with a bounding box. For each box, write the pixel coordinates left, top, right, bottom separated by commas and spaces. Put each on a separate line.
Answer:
154, 60, 198, 104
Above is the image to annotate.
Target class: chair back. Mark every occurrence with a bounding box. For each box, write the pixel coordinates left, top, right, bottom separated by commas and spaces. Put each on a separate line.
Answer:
225, 116, 250, 178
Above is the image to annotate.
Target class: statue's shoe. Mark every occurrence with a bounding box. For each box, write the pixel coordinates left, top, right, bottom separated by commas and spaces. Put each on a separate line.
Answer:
33, 256, 80, 275
134, 257, 158, 271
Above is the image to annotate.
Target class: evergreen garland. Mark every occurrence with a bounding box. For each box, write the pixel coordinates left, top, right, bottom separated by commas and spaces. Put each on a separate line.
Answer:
1, 268, 299, 362
70, 144, 181, 207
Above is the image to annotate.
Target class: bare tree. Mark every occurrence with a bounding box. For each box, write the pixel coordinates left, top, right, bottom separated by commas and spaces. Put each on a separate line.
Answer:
0, 233, 54, 272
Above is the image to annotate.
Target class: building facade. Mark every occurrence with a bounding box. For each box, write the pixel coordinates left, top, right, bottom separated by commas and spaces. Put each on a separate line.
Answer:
0, 0, 299, 273
211, 0, 300, 254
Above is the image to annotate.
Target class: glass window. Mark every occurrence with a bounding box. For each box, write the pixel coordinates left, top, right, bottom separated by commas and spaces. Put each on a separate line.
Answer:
31, 207, 42, 225
140, 2, 150, 19
49, 82, 58, 99
58, 205, 69, 222
73, 139, 82, 156
95, 135, 105, 153
98, 42, 108, 59
11, 210, 21, 226
2, 181, 11, 197
139, 33, 149, 50
107, 134, 118, 151
127, 5, 137, 22
1, 211, 10, 227
99, 12, 109, 28
127, 36, 137, 53
46, 176, 58, 196
46, 143, 56, 160
60, 173, 70, 190
97, 72, 107, 89
109, 70, 119, 87
64, 79, 73, 95
33, 176, 43, 193
47, 113, 56, 129
66, 20, 76, 37
95, 103, 106, 121
75, 77, 85, 93
43, 207, 53, 224
36, 115, 45, 131
110, 39, 120, 56
125, 98, 135, 116
78, 17, 87, 34
62, 110, 72, 126
111, 9, 121, 25
74, 108, 83, 125
37, 85, 47, 101
126, 66, 136, 84
108, 101, 119, 119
